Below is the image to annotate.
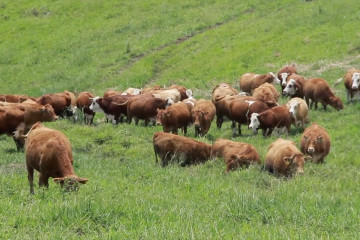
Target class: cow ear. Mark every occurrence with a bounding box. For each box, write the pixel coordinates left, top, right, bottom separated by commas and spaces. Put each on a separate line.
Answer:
283, 157, 291, 166
53, 177, 65, 185
39, 106, 46, 112
317, 136, 323, 143
303, 135, 308, 141
75, 177, 89, 184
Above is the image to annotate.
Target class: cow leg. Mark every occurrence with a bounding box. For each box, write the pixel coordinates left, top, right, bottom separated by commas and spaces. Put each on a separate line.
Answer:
305, 97, 310, 108
322, 103, 327, 111
314, 101, 318, 110
27, 165, 35, 194
183, 126, 187, 135
346, 90, 351, 103
238, 123, 242, 136
144, 119, 149, 127
134, 118, 139, 125
232, 123, 237, 136
13, 136, 24, 151
38, 173, 49, 188
216, 116, 223, 129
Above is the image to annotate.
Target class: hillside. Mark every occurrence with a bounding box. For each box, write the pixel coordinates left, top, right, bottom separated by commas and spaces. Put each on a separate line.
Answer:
1, 0, 360, 239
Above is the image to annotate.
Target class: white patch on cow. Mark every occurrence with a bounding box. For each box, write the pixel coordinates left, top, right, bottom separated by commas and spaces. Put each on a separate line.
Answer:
121, 92, 128, 95
283, 79, 297, 95
237, 92, 249, 96
269, 72, 281, 84
288, 101, 299, 122
186, 89, 193, 98
245, 100, 255, 118
133, 88, 141, 95
166, 97, 174, 107
249, 113, 260, 133
280, 72, 289, 86
184, 100, 195, 106
352, 72, 360, 89
89, 97, 104, 113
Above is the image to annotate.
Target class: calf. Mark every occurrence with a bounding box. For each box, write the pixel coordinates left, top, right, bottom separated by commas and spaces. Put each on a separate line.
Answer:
239, 72, 280, 94
77, 91, 95, 124
300, 123, 330, 164
229, 97, 268, 136
191, 99, 216, 136
304, 78, 343, 111
211, 139, 260, 172
282, 74, 306, 99
153, 132, 212, 167
265, 138, 306, 177
335, 69, 360, 103
249, 105, 291, 137
156, 102, 191, 135
25, 122, 88, 194
277, 65, 298, 92
286, 97, 309, 128
252, 82, 280, 108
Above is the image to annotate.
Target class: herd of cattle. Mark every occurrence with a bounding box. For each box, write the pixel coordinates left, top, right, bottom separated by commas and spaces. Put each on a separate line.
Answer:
1, 65, 359, 193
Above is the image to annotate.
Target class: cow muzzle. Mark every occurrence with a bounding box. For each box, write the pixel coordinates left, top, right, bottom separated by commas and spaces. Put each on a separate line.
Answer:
307, 148, 315, 154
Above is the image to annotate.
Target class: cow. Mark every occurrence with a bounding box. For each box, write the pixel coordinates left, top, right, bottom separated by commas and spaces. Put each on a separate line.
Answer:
153, 131, 212, 167
277, 65, 298, 92
167, 85, 189, 101
77, 92, 95, 125
300, 123, 330, 164
0, 94, 30, 103
265, 138, 306, 177
286, 97, 309, 128
103, 89, 123, 98
211, 139, 260, 172
335, 69, 360, 103
191, 99, 216, 136
239, 72, 280, 94
152, 89, 181, 103
127, 95, 167, 126
282, 74, 306, 99
140, 85, 163, 94
249, 105, 291, 137
182, 90, 197, 113
36, 92, 73, 117
122, 88, 141, 95
211, 83, 238, 104
304, 78, 343, 111
252, 82, 280, 108
25, 122, 88, 194
89, 95, 134, 124
229, 97, 268, 136
156, 102, 191, 135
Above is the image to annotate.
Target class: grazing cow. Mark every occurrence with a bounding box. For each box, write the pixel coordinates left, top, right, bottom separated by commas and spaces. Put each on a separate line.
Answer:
286, 97, 309, 128
25, 122, 88, 194
252, 82, 280, 108
277, 65, 298, 91
89, 95, 134, 124
300, 123, 330, 164
36, 92, 73, 117
213, 95, 244, 129
152, 89, 181, 103
122, 88, 141, 95
304, 78, 343, 111
191, 99, 216, 136
77, 92, 95, 125
0, 94, 29, 103
141, 85, 163, 94
239, 72, 280, 94
335, 69, 360, 103
156, 102, 191, 135
282, 74, 306, 99
182, 90, 197, 113
0, 103, 58, 150
103, 89, 122, 98
211, 139, 260, 172
229, 97, 268, 136
153, 131, 212, 167
211, 83, 238, 104
265, 138, 306, 177
249, 105, 291, 137
127, 95, 167, 126
167, 85, 189, 101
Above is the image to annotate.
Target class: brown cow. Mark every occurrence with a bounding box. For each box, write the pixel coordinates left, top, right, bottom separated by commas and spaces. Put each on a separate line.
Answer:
103, 89, 122, 98
191, 99, 216, 136
213, 94, 245, 129
211, 139, 260, 172
0, 94, 30, 103
182, 96, 197, 113
252, 82, 280, 108
249, 105, 291, 137
300, 123, 330, 164
156, 102, 191, 135
25, 122, 88, 194
127, 95, 167, 126
229, 97, 268, 136
239, 72, 280, 94
140, 85, 163, 94
77, 91, 95, 124
304, 78, 343, 111
265, 138, 306, 177
153, 131, 212, 167
36, 92, 72, 117
282, 74, 306, 99
211, 83, 238, 104
0, 103, 58, 150
335, 69, 360, 103
277, 65, 298, 92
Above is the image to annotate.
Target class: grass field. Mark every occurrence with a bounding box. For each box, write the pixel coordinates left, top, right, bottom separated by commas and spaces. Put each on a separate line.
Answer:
1, 0, 360, 239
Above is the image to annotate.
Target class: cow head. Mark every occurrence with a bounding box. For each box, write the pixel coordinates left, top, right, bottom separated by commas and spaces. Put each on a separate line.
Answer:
249, 113, 260, 134
192, 109, 207, 127
303, 135, 323, 155
283, 79, 297, 96
280, 72, 289, 87
288, 100, 300, 118
351, 72, 360, 89
89, 96, 104, 113
165, 97, 174, 107
54, 175, 88, 191
269, 72, 281, 85
283, 153, 305, 175
156, 109, 165, 126
329, 96, 343, 111
186, 89, 193, 99
40, 104, 58, 121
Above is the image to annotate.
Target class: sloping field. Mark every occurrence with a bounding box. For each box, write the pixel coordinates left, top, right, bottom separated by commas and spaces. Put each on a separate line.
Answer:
1, 0, 360, 239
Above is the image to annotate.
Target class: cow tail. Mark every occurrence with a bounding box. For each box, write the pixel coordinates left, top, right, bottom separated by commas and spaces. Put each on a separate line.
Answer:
334, 77, 343, 86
